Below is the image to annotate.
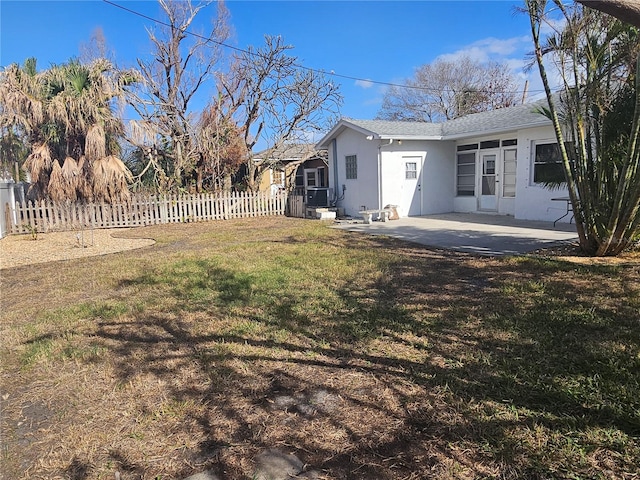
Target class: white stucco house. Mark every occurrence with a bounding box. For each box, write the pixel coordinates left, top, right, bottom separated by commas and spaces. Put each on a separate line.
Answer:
316, 98, 572, 223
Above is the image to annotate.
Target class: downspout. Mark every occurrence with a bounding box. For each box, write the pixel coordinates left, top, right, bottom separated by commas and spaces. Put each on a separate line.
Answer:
332, 138, 339, 206
378, 139, 393, 210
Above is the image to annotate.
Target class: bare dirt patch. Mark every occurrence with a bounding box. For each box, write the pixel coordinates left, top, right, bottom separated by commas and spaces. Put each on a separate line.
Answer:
0, 228, 155, 269
533, 241, 640, 265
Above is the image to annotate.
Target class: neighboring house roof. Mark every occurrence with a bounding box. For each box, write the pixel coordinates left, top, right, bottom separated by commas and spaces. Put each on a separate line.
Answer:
253, 143, 327, 164
316, 96, 552, 148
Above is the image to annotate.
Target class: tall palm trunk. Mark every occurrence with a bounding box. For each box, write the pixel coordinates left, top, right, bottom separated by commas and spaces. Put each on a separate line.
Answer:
526, 0, 640, 256
527, 1, 590, 250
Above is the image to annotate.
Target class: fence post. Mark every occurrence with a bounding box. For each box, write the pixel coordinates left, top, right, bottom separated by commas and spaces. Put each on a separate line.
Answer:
4, 202, 11, 235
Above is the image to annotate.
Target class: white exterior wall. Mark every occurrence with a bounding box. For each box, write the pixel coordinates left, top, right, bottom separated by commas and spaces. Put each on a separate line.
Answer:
451, 127, 570, 223
515, 126, 570, 222
378, 144, 408, 216
329, 137, 456, 218
378, 140, 455, 216
329, 128, 380, 217
420, 140, 456, 215
325, 122, 571, 223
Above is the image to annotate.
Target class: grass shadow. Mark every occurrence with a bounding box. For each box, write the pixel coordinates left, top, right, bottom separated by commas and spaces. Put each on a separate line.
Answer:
3, 219, 639, 479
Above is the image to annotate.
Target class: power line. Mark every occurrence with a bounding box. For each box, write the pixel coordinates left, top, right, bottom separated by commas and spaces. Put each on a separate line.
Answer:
102, 0, 547, 96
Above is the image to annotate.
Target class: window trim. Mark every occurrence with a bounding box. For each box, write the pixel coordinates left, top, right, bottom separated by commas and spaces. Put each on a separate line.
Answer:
405, 161, 417, 180
502, 148, 517, 198
456, 151, 476, 197
531, 140, 565, 186
345, 154, 357, 180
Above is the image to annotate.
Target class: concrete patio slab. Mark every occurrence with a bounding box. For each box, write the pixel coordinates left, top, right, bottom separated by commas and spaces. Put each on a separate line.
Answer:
332, 212, 578, 256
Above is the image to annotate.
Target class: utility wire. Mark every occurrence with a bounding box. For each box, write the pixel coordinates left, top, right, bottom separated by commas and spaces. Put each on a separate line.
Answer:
102, 0, 548, 96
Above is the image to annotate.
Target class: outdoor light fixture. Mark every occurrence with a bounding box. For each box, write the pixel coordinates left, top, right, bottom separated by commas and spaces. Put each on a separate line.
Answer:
366, 135, 374, 140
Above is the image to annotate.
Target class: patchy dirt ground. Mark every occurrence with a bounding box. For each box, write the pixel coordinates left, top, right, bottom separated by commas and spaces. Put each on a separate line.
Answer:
530, 241, 640, 265
1, 219, 638, 479
0, 229, 155, 269
2, 225, 637, 271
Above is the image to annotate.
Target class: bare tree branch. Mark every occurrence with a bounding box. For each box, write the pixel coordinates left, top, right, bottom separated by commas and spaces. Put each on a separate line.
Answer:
377, 56, 520, 122
216, 35, 342, 191
129, 0, 230, 192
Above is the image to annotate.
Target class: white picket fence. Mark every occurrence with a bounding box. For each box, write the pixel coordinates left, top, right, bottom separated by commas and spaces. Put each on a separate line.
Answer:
5, 191, 290, 234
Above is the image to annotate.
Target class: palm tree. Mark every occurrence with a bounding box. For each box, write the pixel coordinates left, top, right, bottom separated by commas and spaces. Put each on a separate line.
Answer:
0, 57, 136, 203
526, 0, 640, 256
0, 128, 28, 180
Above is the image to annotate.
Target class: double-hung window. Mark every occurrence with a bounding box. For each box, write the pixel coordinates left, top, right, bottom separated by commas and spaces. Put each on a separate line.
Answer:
532, 141, 565, 184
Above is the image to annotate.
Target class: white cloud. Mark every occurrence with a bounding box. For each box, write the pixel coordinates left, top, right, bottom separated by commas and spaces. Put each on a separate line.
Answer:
355, 79, 374, 89
436, 35, 531, 65
433, 35, 545, 95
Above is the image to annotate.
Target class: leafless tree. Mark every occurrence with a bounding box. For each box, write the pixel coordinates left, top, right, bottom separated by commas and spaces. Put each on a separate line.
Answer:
195, 97, 246, 192
218, 35, 342, 192
377, 56, 520, 122
128, 0, 231, 193
79, 27, 114, 64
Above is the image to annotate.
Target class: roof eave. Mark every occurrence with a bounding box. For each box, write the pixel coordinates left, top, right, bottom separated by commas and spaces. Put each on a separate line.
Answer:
378, 134, 444, 141
442, 120, 552, 141
316, 119, 380, 148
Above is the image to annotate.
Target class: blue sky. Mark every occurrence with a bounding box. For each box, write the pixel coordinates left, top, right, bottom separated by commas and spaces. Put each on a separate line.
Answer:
1, 1, 546, 134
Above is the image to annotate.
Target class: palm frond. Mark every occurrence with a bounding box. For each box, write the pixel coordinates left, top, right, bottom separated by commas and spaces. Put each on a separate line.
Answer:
85, 124, 106, 161
77, 155, 94, 201
23, 143, 52, 183
93, 155, 132, 203
47, 160, 75, 203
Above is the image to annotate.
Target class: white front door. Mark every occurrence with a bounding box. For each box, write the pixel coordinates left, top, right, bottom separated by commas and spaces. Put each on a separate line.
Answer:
402, 156, 422, 216
479, 151, 498, 211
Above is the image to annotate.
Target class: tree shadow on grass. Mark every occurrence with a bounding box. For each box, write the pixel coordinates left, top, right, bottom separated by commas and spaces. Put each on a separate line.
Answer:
63, 456, 91, 480
71, 236, 640, 479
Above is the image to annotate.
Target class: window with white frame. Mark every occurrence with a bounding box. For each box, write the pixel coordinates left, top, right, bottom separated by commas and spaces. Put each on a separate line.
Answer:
405, 162, 417, 179
532, 141, 565, 184
456, 152, 476, 196
502, 149, 517, 197
345, 155, 357, 179
305, 170, 316, 187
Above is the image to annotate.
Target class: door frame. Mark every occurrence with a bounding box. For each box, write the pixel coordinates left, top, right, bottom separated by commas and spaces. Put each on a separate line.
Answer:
402, 156, 423, 216
478, 149, 499, 211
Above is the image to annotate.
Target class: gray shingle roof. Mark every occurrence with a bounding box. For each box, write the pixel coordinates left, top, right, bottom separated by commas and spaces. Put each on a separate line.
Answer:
441, 97, 551, 138
343, 118, 443, 138
339, 97, 551, 140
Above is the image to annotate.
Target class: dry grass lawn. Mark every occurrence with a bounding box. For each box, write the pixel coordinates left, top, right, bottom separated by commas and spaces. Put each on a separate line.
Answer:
1, 217, 638, 480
